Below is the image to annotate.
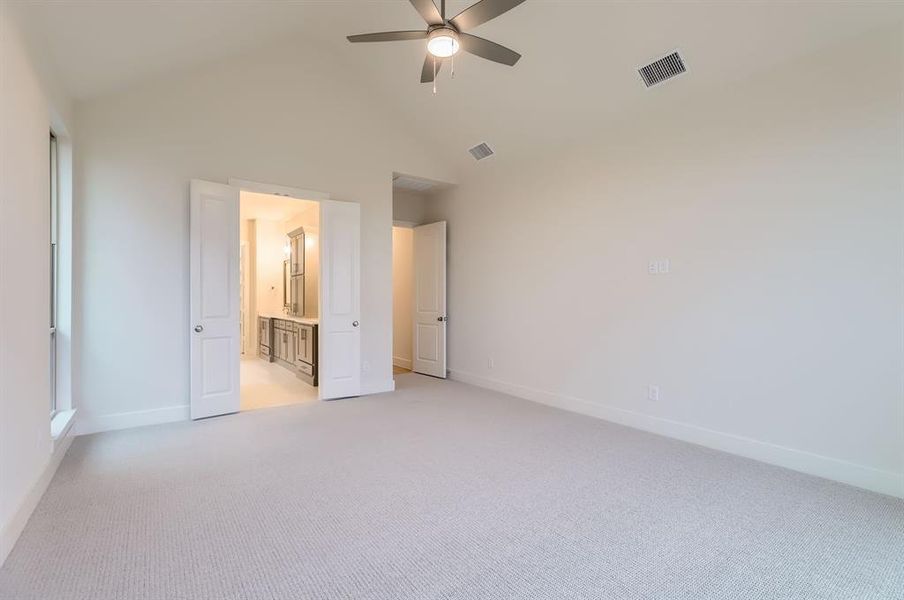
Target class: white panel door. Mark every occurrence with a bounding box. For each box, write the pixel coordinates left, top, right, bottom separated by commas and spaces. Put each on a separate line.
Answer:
319, 200, 361, 400
412, 221, 447, 378
190, 180, 240, 419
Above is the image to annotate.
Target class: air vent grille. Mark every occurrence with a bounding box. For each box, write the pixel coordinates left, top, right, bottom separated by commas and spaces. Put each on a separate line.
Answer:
638, 51, 686, 88
468, 142, 494, 161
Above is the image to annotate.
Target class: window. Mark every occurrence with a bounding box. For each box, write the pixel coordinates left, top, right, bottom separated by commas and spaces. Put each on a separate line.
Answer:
50, 132, 58, 416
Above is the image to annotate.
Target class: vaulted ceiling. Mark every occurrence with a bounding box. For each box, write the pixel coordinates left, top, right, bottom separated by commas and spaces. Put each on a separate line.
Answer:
15, 0, 904, 168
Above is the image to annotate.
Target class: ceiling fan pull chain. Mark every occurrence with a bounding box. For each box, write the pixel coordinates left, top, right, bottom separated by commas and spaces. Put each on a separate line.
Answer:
433, 56, 437, 94
451, 54, 455, 79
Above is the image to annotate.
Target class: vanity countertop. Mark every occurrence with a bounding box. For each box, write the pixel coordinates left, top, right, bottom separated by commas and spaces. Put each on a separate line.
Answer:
260, 314, 319, 326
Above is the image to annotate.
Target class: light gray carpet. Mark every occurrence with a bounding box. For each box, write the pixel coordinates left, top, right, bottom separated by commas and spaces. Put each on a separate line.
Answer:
1, 374, 902, 600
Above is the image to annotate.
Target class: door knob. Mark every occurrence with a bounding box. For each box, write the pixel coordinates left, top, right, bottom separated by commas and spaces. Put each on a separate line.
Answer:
437, 316, 447, 322
194, 325, 203, 333
352, 321, 359, 327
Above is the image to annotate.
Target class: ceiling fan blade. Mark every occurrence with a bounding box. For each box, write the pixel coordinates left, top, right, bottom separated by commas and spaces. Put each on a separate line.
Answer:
420, 54, 443, 83
347, 31, 427, 43
409, 0, 443, 25
459, 33, 521, 66
450, 0, 527, 31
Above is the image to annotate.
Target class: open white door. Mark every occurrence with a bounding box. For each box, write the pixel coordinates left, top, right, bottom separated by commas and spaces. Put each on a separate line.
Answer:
412, 221, 447, 378
319, 200, 361, 399
190, 180, 240, 419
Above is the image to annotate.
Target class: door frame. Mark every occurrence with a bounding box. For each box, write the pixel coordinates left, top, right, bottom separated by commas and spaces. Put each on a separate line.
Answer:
228, 178, 331, 202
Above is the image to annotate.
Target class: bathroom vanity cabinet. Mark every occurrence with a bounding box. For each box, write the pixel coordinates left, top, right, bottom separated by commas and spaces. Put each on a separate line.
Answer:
259, 315, 318, 386
258, 316, 272, 359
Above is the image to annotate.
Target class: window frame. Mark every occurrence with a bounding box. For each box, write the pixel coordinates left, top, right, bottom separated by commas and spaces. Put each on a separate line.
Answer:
50, 131, 59, 417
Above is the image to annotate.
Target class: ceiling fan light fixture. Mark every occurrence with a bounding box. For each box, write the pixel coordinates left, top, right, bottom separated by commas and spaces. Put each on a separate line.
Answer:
427, 28, 460, 58
346, 0, 527, 82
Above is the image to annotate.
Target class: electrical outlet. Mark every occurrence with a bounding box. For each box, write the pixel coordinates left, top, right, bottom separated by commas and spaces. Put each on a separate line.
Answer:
487, 357, 495, 370
647, 384, 660, 402
362, 360, 371, 374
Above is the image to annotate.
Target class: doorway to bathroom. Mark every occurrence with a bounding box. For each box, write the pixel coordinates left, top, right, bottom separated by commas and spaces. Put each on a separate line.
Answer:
189, 178, 362, 420
239, 190, 320, 411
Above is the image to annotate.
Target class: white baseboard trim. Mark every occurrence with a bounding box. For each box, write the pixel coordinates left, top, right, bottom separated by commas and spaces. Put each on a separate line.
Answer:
75, 405, 190, 436
51, 409, 77, 449
449, 369, 904, 499
361, 379, 395, 396
1, 422, 75, 567
393, 356, 412, 370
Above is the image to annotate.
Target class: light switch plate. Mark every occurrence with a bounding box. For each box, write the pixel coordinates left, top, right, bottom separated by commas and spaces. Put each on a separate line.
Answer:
648, 259, 670, 274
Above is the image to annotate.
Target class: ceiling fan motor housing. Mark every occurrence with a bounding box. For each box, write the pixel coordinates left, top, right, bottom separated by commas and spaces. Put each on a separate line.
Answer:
427, 27, 461, 58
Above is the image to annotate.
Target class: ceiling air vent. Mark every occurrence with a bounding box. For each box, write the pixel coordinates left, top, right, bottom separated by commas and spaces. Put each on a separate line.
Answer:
468, 142, 494, 161
638, 51, 686, 88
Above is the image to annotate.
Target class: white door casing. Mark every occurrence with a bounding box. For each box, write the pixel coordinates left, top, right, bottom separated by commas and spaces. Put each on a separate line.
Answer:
412, 221, 447, 378
319, 200, 361, 399
190, 180, 241, 419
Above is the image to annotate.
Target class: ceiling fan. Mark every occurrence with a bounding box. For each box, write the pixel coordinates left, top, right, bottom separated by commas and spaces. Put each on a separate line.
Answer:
347, 0, 527, 88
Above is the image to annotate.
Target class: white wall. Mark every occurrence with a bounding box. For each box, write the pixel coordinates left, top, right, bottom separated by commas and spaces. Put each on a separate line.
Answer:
254, 219, 288, 317
73, 36, 455, 428
393, 189, 432, 225
0, 5, 74, 564
431, 28, 904, 497
392, 227, 414, 369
